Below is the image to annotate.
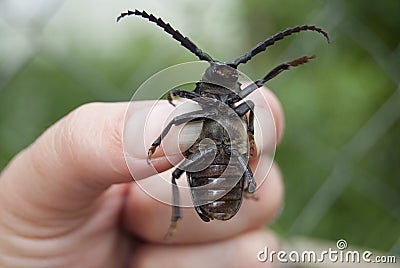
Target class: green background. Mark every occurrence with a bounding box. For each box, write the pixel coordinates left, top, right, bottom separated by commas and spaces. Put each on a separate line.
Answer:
1, 0, 399, 254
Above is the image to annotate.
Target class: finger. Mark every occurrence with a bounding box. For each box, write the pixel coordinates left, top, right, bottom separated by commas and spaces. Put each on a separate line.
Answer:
124, 160, 283, 243
123, 101, 183, 180
246, 87, 285, 145
0, 102, 133, 223
124, 87, 285, 180
130, 229, 279, 268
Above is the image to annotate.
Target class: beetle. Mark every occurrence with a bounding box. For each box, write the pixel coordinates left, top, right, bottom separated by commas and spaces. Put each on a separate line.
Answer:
117, 9, 329, 238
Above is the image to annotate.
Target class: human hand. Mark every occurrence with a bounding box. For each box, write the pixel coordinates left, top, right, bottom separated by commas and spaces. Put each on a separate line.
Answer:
0, 88, 284, 268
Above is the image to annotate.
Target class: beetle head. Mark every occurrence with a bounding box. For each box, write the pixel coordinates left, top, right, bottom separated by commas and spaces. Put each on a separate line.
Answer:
202, 61, 239, 88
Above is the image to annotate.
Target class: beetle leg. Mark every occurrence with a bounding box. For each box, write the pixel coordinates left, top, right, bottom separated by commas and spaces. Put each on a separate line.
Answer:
164, 168, 184, 240
147, 108, 217, 163
231, 149, 256, 194
168, 89, 217, 107
234, 101, 256, 156
236, 55, 316, 100
168, 89, 201, 106
165, 147, 217, 239
241, 162, 259, 200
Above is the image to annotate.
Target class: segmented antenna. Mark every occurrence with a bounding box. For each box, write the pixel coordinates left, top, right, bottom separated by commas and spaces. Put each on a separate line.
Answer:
229, 25, 330, 68
117, 10, 214, 62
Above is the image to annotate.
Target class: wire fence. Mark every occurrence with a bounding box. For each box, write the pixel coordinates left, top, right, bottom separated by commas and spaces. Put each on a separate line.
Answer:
285, 0, 400, 238
279, 1, 399, 255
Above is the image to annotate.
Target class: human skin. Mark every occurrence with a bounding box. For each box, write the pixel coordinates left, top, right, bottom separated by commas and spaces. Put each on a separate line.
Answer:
0, 87, 284, 268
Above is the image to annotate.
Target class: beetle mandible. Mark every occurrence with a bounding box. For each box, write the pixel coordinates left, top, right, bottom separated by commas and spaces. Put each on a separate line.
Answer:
117, 9, 329, 238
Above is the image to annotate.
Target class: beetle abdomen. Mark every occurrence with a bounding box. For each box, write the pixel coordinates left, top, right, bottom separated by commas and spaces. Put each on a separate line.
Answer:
187, 158, 245, 221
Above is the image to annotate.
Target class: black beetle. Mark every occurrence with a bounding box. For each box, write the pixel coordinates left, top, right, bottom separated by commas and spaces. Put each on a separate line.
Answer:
117, 9, 329, 238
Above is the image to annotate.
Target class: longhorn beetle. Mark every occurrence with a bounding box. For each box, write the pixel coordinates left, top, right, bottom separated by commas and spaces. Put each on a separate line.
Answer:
117, 10, 329, 238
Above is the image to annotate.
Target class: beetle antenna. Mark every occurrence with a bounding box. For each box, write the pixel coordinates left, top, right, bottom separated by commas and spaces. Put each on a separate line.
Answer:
229, 25, 329, 68
117, 10, 214, 62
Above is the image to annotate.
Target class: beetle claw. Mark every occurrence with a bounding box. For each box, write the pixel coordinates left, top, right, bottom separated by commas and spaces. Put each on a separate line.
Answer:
249, 146, 255, 157
164, 221, 177, 240
147, 145, 157, 164
244, 191, 259, 201
167, 93, 176, 107
248, 181, 256, 193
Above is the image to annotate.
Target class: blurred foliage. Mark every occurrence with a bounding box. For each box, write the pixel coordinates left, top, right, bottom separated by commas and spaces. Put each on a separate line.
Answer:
0, 0, 399, 254
239, 0, 400, 253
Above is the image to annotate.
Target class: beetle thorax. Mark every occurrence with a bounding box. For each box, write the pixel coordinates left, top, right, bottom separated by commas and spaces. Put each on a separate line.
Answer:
202, 61, 239, 88
196, 61, 241, 103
